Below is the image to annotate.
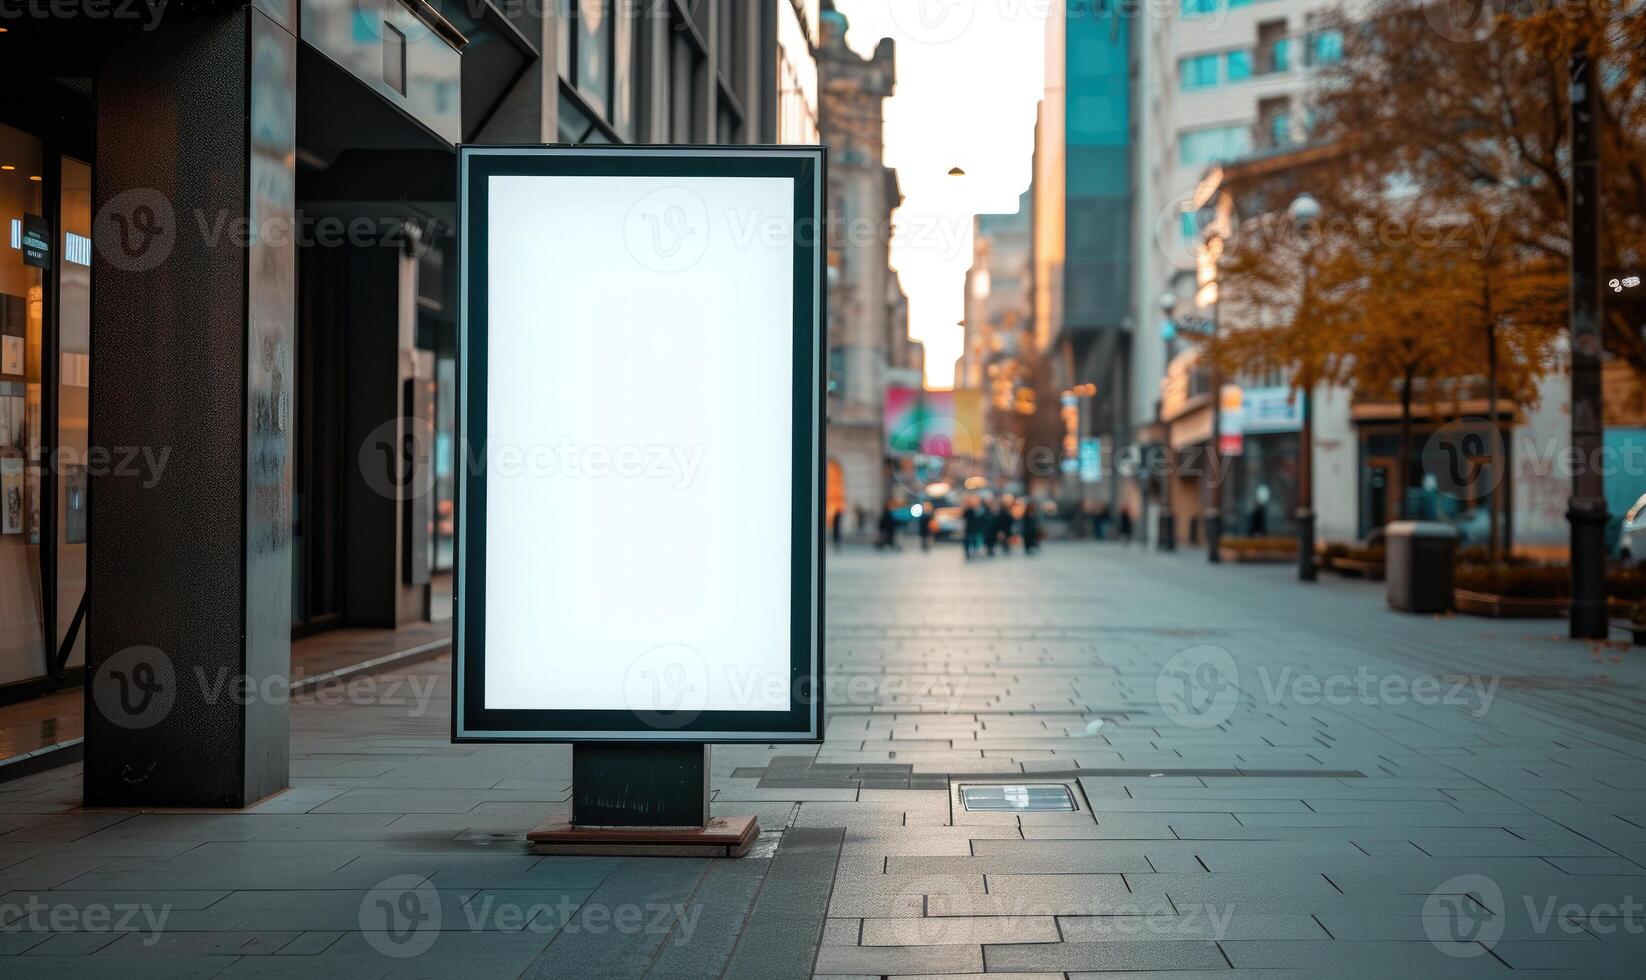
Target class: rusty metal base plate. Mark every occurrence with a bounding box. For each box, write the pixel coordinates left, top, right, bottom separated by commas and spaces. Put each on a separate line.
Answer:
527, 814, 759, 858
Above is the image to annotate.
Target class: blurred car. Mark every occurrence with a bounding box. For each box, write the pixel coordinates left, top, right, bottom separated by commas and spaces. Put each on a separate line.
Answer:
932, 504, 966, 539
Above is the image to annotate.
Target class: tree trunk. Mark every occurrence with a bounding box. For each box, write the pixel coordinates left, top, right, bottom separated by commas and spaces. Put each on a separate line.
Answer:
1398, 367, 1415, 520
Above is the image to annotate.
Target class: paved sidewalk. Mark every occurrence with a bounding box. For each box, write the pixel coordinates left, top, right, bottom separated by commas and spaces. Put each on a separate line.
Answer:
0, 621, 454, 781
1, 543, 1645, 976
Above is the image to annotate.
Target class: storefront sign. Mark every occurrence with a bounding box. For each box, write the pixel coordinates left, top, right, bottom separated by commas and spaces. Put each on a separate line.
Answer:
1241, 385, 1305, 434
21, 214, 49, 269
1219, 384, 1245, 457
454, 146, 825, 742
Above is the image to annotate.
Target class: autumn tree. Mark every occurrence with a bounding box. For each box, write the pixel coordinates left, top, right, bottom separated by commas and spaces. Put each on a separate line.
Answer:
1314, 0, 1646, 370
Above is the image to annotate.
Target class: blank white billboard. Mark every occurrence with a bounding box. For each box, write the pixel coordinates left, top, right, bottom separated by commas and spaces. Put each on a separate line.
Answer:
484, 172, 793, 714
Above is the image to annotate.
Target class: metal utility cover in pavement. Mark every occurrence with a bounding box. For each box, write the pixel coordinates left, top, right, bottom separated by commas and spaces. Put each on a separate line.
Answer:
959, 784, 1076, 812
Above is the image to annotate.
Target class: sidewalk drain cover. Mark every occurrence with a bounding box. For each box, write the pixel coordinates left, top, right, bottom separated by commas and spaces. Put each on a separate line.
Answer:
959, 784, 1076, 812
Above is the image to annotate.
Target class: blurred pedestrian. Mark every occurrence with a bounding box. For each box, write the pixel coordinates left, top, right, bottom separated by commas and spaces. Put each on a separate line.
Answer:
1117, 507, 1134, 544
1021, 500, 1041, 555
877, 503, 901, 551
962, 497, 984, 560
1094, 502, 1111, 541
916, 501, 932, 553
996, 496, 1015, 556
831, 509, 844, 552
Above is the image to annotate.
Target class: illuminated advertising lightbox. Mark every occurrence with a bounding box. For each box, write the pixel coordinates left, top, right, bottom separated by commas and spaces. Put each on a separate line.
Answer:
454, 146, 825, 742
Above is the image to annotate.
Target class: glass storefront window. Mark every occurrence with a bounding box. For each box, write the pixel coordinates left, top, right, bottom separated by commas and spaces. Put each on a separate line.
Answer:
57, 156, 90, 671
0, 123, 45, 687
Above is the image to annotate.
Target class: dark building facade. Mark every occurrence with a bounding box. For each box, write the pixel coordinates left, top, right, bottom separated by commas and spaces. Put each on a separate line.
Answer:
1, 0, 811, 806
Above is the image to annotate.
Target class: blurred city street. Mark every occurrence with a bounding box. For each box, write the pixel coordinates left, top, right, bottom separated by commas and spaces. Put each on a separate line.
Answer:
6, 542, 1646, 975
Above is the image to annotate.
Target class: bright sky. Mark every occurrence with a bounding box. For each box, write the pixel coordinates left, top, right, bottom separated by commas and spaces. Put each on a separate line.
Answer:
832, 1, 1048, 389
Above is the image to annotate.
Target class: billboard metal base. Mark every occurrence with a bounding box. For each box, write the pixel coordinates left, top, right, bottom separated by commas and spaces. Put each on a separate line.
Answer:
526, 743, 758, 857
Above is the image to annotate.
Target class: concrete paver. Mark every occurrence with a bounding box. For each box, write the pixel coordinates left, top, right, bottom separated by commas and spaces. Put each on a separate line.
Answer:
4, 543, 1646, 976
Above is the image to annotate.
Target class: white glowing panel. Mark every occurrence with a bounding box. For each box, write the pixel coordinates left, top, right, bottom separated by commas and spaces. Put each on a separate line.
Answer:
481, 173, 795, 715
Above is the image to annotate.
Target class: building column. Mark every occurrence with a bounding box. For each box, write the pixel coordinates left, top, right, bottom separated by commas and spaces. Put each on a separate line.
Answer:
86, 7, 295, 807
341, 240, 428, 629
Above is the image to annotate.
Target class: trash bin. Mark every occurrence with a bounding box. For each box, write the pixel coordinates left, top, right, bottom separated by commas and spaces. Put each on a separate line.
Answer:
1385, 521, 1458, 612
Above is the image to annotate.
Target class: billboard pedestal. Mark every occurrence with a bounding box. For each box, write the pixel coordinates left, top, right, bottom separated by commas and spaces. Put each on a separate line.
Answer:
527, 743, 759, 857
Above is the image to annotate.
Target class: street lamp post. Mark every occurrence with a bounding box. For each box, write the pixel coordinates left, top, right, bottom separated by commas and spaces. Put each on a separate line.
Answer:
1290, 194, 1321, 583
1206, 297, 1223, 564
1158, 291, 1177, 552
1568, 43, 1608, 638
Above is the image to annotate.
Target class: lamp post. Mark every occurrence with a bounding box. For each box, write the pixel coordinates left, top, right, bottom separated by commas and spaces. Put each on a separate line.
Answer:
1206, 296, 1223, 564
1158, 291, 1178, 551
1568, 42, 1607, 638
1289, 193, 1321, 582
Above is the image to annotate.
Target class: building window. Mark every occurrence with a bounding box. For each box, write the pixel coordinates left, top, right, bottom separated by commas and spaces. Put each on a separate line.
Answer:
1256, 21, 1290, 75
557, 0, 634, 138
1226, 49, 1252, 82
670, 32, 704, 142
576, 0, 612, 117
1180, 124, 1253, 167
1308, 29, 1344, 67
612, 8, 634, 139
1257, 96, 1292, 149
1179, 54, 1221, 90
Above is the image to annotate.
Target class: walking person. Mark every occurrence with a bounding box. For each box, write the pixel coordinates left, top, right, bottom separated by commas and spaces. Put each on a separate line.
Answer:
916, 501, 932, 553
1117, 507, 1134, 545
996, 496, 1015, 556
832, 509, 844, 552
962, 497, 983, 560
879, 503, 903, 551
1021, 499, 1041, 555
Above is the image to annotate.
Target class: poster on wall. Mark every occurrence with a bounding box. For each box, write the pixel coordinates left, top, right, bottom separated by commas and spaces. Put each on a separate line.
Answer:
453, 145, 825, 743
1, 336, 21, 376
1, 458, 21, 535
25, 464, 39, 544
7, 394, 23, 451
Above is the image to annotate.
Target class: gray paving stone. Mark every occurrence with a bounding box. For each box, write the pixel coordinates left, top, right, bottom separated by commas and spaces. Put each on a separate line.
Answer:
859, 914, 1059, 945
984, 939, 1228, 972
813, 942, 983, 976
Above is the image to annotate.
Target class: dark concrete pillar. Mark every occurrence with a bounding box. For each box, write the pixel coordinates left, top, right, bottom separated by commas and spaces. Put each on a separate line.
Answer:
86, 7, 296, 807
